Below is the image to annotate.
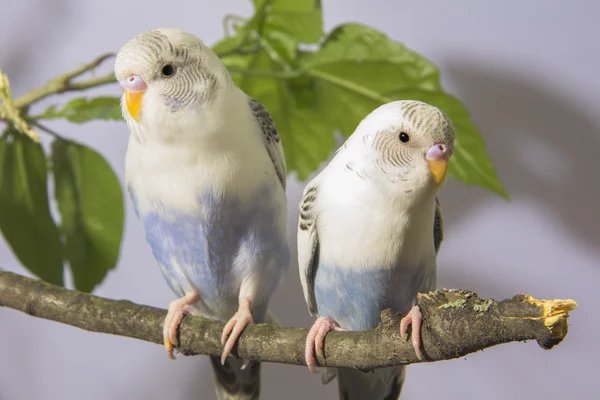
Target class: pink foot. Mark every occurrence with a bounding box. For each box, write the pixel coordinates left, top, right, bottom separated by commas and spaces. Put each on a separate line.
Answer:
400, 305, 424, 360
163, 292, 200, 360
305, 317, 345, 374
221, 297, 254, 365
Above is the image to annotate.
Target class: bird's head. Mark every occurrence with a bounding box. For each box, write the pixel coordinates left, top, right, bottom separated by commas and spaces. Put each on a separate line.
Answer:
344, 100, 456, 197
114, 28, 230, 135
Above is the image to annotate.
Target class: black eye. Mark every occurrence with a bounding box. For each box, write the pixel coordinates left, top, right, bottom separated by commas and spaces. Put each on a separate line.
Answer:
399, 132, 410, 143
161, 64, 176, 77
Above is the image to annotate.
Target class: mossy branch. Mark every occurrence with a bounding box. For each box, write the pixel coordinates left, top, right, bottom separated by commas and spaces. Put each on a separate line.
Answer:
0, 270, 577, 370
0, 70, 40, 141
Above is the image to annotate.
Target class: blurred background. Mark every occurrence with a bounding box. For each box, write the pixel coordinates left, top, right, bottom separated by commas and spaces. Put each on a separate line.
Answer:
1, 0, 598, 399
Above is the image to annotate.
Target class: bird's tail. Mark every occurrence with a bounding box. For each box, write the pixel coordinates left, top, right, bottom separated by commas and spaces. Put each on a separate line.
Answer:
209, 356, 261, 400
209, 310, 280, 400
337, 366, 406, 400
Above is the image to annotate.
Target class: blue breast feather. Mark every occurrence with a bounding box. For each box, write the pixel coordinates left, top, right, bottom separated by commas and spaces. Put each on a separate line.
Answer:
314, 264, 434, 331
130, 185, 289, 317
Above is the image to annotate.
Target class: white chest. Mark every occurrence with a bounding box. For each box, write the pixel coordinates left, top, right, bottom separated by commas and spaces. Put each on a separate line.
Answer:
316, 173, 437, 271
125, 134, 277, 217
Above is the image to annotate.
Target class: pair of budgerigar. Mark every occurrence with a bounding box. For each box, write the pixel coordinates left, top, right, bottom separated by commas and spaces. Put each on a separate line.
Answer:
115, 28, 455, 400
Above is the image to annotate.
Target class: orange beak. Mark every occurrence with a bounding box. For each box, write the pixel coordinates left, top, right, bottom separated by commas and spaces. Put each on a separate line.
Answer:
427, 159, 449, 186
125, 90, 145, 123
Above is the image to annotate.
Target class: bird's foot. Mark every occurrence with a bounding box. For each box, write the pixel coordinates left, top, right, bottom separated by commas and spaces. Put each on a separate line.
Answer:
400, 304, 424, 360
221, 297, 254, 365
305, 316, 345, 374
163, 292, 200, 360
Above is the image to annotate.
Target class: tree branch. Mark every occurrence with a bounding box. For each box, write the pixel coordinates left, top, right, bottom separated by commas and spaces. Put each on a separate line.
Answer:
0, 70, 39, 141
0, 270, 577, 370
12, 53, 117, 110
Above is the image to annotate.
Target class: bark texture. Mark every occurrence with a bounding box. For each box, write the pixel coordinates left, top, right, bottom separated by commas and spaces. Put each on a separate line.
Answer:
0, 270, 577, 370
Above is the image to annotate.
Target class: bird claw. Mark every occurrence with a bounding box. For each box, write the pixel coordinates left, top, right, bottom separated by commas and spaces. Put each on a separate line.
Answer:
400, 304, 424, 360
305, 317, 344, 374
162, 292, 200, 360
164, 338, 176, 360
240, 359, 251, 370
221, 307, 254, 365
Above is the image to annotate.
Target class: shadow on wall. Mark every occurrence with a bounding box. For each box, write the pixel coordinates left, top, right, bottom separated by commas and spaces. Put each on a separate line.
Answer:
439, 59, 600, 258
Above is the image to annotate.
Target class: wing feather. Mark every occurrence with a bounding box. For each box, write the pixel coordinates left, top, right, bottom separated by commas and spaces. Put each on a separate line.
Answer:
434, 197, 444, 254
297, 183, 320, 315
248, 97, 287, 189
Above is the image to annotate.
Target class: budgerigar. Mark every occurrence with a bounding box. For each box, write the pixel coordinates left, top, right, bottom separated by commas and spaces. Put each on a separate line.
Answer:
115, 28, 289, 400
297, 100, 455, 399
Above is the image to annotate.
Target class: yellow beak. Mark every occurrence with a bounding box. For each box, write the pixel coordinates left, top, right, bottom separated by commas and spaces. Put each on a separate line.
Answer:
125, 90, 145, 122
428, 159, 448, 186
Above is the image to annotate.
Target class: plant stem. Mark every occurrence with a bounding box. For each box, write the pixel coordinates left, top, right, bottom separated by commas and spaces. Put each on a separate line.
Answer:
29, 120, 65, 140
0, 69, 39, 141
227, 67, 302, 79
308, 69, 392, 104
13, 54, 117, 110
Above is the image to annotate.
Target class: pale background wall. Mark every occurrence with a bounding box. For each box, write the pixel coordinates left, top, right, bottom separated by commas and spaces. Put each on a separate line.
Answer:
1, 1, 598, 399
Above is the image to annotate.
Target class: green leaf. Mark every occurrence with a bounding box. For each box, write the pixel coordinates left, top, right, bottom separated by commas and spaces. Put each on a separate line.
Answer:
216, 14, 506, 195
231, 48, 335, 179
213, 35, 253, 59
51, 138, 124, 292
213, 15, 262, 59
38, 96, 122, 124
305, 23, 441, 134
216, 5, 333, 178
254, 0, 323, 44
302, 23, 507, 197
262, 23, 299, 66
0, 132, 64, 285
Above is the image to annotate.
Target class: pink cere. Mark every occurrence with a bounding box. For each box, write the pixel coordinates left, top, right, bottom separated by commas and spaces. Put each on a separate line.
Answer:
425, 143, 451, 161
120, 74, 147, 92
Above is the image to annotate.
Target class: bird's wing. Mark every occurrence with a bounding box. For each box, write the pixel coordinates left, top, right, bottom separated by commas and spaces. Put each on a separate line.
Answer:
248, 97, 287, 189
434, 197, 444, 254
297, 182, 320, 316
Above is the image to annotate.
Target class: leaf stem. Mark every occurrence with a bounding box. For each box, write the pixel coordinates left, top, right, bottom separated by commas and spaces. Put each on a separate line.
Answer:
214, 0, 271, 59
63, 53, 115, 81
29, 120, 65, 140
227, 67, 302, 79
259, 36, 296, 72
308, 69, 392, 104
222, 14, 247, 37
12, 54, 117, 110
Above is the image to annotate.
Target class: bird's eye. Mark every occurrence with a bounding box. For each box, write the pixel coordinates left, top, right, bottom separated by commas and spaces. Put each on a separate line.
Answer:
399, 132, 410, 143
161, 64, 176, 77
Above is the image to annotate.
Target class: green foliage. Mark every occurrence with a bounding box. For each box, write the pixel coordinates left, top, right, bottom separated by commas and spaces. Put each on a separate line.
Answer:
0, 0, 508, 291
0, 132, 64, 285
0, 130, 124, 292
217, 5, 506, 196
253, 0, 324, 44
51, 139, 124, 292
38, 97, 122, 123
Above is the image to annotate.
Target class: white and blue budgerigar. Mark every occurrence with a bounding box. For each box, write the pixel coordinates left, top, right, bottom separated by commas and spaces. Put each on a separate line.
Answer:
115, 28, 289, 400
297, 100, 455, 399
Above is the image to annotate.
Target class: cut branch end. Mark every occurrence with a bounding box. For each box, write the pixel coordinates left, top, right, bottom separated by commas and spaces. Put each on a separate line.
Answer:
524, 295, 578, 348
